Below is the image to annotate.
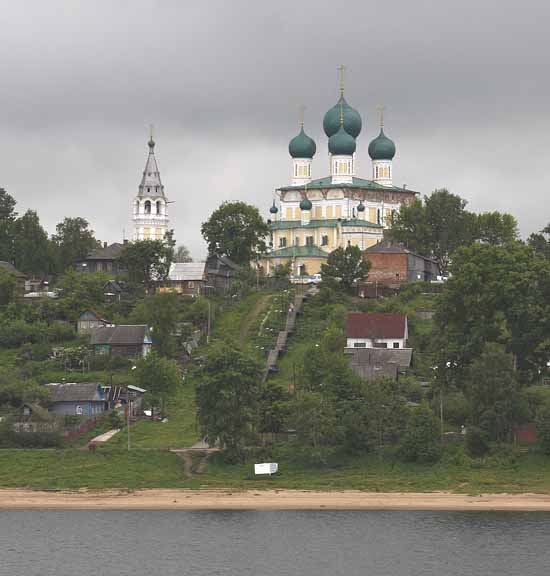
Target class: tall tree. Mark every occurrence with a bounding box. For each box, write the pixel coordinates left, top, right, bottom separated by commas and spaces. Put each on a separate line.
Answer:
391, 189, 477, 273
120, 237, 175, 292
0, 268, 17, 306
173, 245, 193, 263
193, 342, 262, 462
201, 201, 269, 265
321, 245, 370, 293
436, 241, 550, 378
476, 211, 518, 245
12, 210, 52, 276
528, 223, 550, 261
0, 188, 17, 262
134, 351, 180, 415
51, 217, 100, 272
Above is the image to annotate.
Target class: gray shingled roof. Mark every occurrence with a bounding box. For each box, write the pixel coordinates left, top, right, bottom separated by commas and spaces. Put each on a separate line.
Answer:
168, 262, 206, 281
90, 325, 150, 345
46, 382, 104, 402
0, 261, 26, 278
84, 243, 125, 261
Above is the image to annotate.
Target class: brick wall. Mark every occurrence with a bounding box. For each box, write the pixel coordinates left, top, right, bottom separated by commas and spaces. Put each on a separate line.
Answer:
364, 253, 408, 285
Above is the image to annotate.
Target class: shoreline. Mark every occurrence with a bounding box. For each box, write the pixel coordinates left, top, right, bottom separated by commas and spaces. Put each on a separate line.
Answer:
1, 489, 550, 511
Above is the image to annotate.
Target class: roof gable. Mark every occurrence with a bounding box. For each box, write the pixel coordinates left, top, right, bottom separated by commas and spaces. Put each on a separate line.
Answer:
346, 312, 407, 339
47, 382, 104, 403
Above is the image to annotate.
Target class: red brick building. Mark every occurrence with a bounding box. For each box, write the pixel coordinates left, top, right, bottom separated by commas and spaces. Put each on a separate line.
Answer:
362, 240, 439, 288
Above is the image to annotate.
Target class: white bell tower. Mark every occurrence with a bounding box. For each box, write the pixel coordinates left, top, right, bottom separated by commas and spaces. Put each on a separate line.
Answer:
133, 128, 169, 241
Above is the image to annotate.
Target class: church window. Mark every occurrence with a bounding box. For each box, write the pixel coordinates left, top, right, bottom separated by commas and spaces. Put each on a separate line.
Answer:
294, 236, 300, 246
326, 206, 333, 218
321, 235, 329, 246
147, 187, 151, 193
377, 209, 381, 224
314, 206, 322, 218
279, 237, 287, 248
335, 206, 342, 218
156, 201, 162, 215
285, 208, 293, 220
145, 200, 151, 214
305, 236, 314, 246
156, 227, 163, 239
144, 227, 151, 240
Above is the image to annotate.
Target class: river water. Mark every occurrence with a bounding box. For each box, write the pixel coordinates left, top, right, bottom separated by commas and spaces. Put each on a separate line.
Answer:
1, 510, 549, 576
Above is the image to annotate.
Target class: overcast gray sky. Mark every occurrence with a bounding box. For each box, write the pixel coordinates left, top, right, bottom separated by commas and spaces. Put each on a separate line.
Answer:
1, 0, 549, 258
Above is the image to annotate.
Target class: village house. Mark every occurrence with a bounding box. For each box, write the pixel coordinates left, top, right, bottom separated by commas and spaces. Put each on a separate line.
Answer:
75, 242, 127, 274
90, 325, 152, 358
77, 310, 113, 335
158, 262, 207, 296
345, 312, 412, 381
346, 311, 409, 349
205, 254, 240, 293
46, 382, 106, 418
361, 240, 439, 289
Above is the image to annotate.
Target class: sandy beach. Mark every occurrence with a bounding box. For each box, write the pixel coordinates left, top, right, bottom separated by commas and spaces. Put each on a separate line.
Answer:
1, 489, 550, 510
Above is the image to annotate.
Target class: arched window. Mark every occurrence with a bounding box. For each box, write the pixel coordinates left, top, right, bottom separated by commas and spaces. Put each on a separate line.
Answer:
144, 200, 151, 214
156, 201, 162, 215
135, 201, 139, 213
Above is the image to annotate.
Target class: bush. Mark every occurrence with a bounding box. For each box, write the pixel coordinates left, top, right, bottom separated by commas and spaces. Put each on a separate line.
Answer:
3, 430, 63, 448
108, 410, 124, 429
18, 342, 52, 362
45, 321, 76, 343
0, 320, 43, 348
536, 404, 550, 455
399, 404, 441, 463
466, 425, 490, 457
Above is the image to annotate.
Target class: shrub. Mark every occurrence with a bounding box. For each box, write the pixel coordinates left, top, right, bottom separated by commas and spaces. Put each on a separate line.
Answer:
466, 425, 490, 457
399, 404, 441, 463
45, 321, 76, 343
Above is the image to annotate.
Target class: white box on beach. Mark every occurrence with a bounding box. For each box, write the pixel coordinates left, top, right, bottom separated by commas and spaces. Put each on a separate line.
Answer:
254, 462, 278, 475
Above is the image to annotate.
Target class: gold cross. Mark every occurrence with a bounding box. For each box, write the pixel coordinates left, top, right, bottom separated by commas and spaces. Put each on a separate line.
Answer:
377, 104, 385, 127
298, 105, 306, 128
338, 64, 346, 96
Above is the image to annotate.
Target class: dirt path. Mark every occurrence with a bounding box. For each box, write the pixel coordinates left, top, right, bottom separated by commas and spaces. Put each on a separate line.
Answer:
239, 294, 273, 345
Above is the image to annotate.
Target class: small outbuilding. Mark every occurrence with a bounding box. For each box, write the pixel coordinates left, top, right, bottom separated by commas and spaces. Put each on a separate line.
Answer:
158, 262, 207, 296
77, 310, 113, 335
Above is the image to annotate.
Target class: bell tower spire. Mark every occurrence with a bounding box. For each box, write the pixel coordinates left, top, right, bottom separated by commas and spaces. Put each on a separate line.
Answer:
133, 128, 170, 241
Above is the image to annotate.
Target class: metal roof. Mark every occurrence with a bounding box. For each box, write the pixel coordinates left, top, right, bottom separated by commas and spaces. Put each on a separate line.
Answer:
346, 312, 407, 339
168, 262, 206, 281
46, 382, 104, 403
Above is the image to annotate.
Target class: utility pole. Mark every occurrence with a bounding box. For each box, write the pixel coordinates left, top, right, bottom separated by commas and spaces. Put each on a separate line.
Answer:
206, 300, 211, 344
127, 398, 132, 451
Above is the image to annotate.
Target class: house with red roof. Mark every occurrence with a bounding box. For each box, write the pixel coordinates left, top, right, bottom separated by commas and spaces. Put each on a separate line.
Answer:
346, 312, 408, 350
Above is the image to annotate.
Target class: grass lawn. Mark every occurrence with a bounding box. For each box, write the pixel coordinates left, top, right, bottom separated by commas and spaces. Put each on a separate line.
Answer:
185, 450, 550, 494
0, 448, 186, 489
108, 383, 199, 450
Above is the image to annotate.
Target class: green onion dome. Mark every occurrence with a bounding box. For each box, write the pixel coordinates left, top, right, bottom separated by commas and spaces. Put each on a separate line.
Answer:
368, 128, 396, 160
323, 96, 362, 138
269, 201, 279, 214
328, 125, 356, 156
299, 197, 312, 211
357, 201, 365, 212
289, 127, 317, 158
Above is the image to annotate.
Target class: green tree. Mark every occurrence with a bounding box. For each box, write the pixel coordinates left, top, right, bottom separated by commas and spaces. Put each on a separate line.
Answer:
391, 189, 477, 273
0, 188, 17, 262
173, 244, 193, 263
476, 211, 518, 245
194, 342, 262, 462
528, 223, 550, 261
201, 201, 269, 265
13, 210, 52, 276
129, 292, 179, 357
0, 268, 17, 306
120, 236, 175, 292
272, 262, 292, 281
400, 404, 441, 463
321, 245, 370, 293
55, 270, 110, 321
436, 242, 550, 377
286, 391, 337, 448
467, 344, 522, 442
51, 217, 100, 272
134, 351, 180, 415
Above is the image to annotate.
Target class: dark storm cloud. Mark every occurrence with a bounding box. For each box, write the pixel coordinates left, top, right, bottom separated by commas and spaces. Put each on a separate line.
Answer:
1, 0, 549, 257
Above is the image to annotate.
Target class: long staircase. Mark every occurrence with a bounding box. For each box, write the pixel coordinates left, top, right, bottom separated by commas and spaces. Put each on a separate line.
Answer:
262, 286, 318, 382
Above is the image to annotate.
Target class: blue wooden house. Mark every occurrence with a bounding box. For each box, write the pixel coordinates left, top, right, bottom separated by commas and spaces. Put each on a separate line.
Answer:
46, 382, 106, 418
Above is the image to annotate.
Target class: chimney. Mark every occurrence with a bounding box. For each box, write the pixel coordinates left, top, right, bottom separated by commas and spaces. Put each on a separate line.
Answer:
103, 242, 108, 248
123, 239, 129, 244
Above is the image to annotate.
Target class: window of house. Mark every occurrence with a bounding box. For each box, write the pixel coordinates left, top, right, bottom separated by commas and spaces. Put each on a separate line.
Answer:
279, 237, 287, 248
353, 342, 366, 348
374, 342, 388, 348
321, 235, 329, 246
305, 236, 314, 246
188, 281, 194, 288
393, 342, 400, 349
75, 405, 83, 415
